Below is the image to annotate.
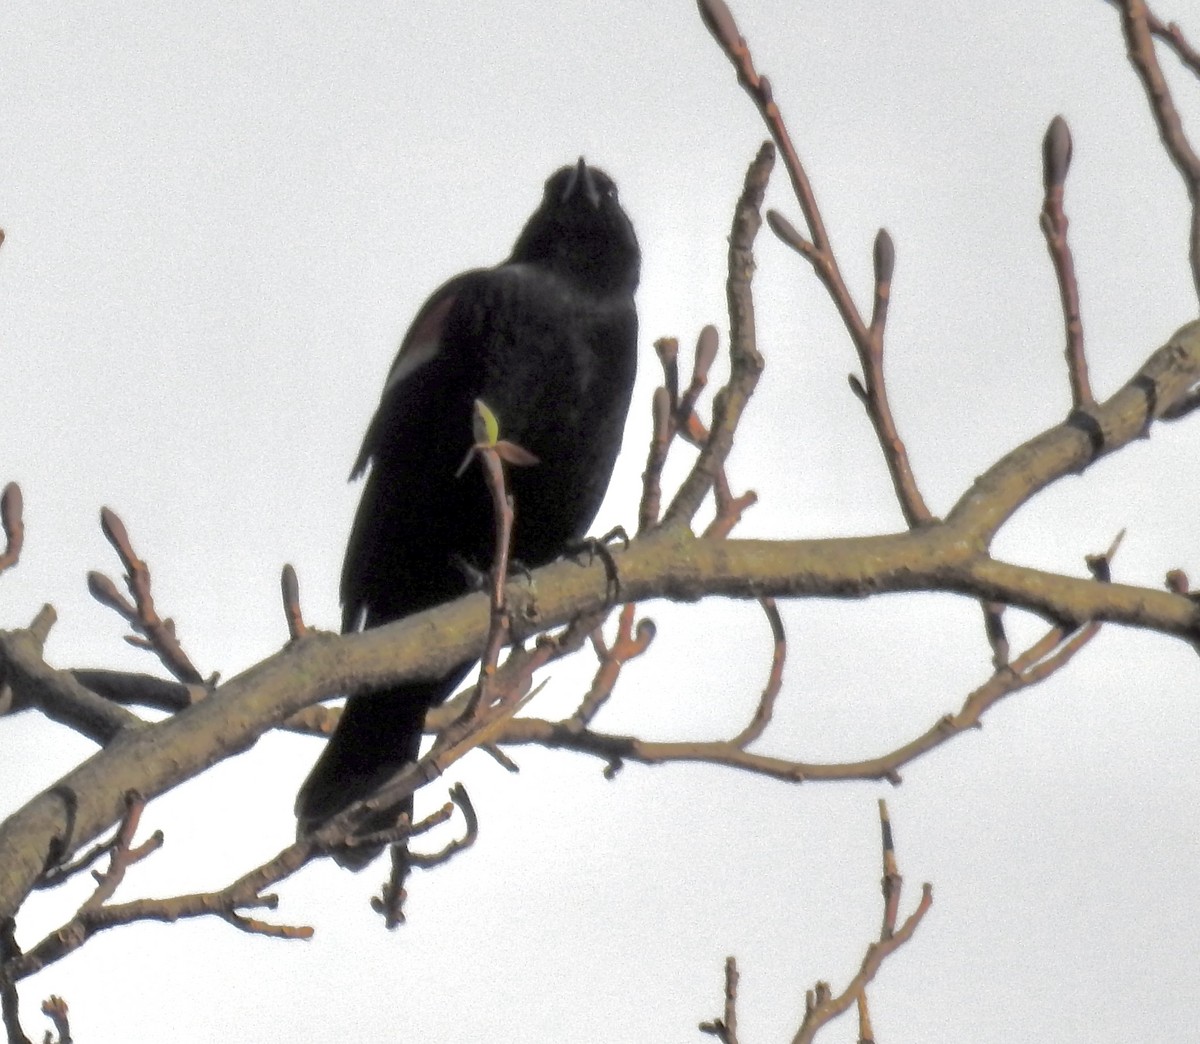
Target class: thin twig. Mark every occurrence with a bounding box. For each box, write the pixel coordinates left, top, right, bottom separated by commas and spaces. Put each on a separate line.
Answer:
88, 508, 204, 684
1114, 0, 1200, 302
699, 0, 932, 526
728, 597, 785, 747
80, 793, 162, 911
664, 142, 771, 527
1105, 0, 1200, 79
0, 484, 23, 576
698, 956, 740, 1043
407, 784, 479, 869
497, 607, 1104, 788
856, 990, 875, 1044
6, 841, 319, 983
791, 801, 932, 1044
1040, 115, 1093, 409
568, 605, 656, 729
639, 384, 673, 533
462, 401, 520, 722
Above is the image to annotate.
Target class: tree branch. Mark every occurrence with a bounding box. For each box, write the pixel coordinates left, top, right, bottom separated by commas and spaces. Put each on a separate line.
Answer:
4, 315, 1200, 922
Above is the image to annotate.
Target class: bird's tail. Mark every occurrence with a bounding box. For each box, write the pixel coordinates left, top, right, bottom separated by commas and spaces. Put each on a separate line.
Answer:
295, 680, 444, 871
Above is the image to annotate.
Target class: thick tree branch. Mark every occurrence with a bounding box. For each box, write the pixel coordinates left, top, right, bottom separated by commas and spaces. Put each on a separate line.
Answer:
0, 609, 144, 744
4, 317, 1200, 921
944, 319, 1200, 542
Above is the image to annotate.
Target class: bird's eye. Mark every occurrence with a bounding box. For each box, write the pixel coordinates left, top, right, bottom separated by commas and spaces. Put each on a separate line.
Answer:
603, 184, 618, 200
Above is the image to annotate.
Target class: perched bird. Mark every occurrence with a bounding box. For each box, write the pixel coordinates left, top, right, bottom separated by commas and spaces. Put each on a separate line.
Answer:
296, 159, 640, 869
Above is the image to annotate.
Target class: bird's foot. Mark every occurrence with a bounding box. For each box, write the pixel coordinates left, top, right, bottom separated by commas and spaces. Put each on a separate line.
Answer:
566, 527, 628, 604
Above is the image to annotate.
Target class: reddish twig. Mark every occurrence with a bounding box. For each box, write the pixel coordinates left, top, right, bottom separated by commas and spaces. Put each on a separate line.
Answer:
496, 600, 1104, 788
679, 325, 720, 424
0, 484, 23, 576
35, 798, 155, 893
1150, 12, 1200, 76
1040, 115, 1093, 410
653, 328, 759, 540
460, 399, 525, 722
87, 508, 204, 685
79, 792, 163, 911
407, 783, 479, 869
279, 564, 307, 640
370, 403, 523, 926
1114, 0, 1200, 301
791, 801, 932, 1044
702, 801, 931, 1043
642, 327, 726, 534
699, 0, 932, 527
568, 604, 656, 729
370, 798, 467, 927
728, 597, 785, 748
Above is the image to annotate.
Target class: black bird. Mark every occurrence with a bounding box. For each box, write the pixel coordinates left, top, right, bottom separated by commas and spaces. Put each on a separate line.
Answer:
296, 159, 640, 869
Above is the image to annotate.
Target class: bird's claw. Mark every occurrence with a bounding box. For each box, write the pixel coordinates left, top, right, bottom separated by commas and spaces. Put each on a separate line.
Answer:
565, 528, 627, 604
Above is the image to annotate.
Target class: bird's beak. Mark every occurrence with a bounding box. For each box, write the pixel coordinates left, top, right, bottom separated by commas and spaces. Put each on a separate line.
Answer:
562, 156, 601, 209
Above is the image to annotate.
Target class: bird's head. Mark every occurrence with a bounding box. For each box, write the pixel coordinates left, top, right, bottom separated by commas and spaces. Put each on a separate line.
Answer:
509, 157, 640, 296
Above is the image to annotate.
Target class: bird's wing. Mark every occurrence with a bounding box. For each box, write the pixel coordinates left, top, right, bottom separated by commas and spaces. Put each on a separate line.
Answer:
349, 270, 482, 481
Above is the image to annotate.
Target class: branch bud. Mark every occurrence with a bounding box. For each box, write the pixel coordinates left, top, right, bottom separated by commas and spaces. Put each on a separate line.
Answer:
873, 229, 895, 285
1042, 115, 1073, 193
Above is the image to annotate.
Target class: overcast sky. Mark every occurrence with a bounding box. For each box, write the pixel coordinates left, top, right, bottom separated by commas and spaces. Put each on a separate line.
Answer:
2, 1, 1199, 1041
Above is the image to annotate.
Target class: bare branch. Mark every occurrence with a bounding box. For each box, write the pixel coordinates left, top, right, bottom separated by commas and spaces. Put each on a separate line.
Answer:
698, 956, 740, 1043
497, 603, 1104, 790
407, 784, 479, 870
1113, 0, 1200, 301
1040, 115, 1093, 409
699, 0, 932, 526
78, 793, 162, 911
664, 142, 771, 527
727, 597, 785, 748
567, 604, 656, 730
90, 508, 204, 684
1148, 13, 1200, 77
702, 800, 931, 1042
790, 802, 932, 1043
639, 383, 673, 533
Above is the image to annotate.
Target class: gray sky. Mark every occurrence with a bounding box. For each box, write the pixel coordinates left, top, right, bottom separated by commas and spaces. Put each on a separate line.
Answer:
2, 1, 1198, 1040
